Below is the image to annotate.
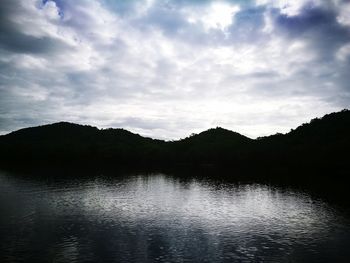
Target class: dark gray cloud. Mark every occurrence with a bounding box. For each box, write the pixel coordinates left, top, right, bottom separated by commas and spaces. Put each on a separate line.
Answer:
0, 0, 68, 54
269, 4, 350, 99
0, 0, 349, 139
275, 6, 350, 58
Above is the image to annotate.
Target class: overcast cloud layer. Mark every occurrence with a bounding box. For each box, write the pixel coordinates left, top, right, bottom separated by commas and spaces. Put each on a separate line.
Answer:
1, 0, 350, 139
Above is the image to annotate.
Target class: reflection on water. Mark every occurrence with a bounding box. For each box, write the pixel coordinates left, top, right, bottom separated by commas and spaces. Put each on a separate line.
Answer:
0, 171, 349, 262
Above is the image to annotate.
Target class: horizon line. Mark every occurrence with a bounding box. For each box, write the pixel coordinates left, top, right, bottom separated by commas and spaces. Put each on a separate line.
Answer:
2, 109, 348, 142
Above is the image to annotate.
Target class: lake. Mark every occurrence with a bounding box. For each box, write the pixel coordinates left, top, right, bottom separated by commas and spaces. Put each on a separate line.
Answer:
0, 170, 349, 262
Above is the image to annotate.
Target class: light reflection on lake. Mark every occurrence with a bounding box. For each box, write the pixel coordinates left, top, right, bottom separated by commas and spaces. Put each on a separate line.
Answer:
0, 171, 349, 262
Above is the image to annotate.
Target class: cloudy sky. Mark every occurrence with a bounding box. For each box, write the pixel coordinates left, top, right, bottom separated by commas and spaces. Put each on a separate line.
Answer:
0, 0, 349, 139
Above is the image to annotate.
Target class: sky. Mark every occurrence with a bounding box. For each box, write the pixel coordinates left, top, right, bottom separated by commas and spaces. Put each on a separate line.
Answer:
0, 0, 350, 139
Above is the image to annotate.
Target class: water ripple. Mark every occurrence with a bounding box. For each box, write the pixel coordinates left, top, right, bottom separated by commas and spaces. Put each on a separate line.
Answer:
0, 172, 349, 262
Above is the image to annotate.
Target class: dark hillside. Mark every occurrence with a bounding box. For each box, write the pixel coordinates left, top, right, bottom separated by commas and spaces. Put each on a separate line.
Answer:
0, 110, 349, 177
167, 127, 253, 165
0, 122, 166, 166
253, 109, 350, 180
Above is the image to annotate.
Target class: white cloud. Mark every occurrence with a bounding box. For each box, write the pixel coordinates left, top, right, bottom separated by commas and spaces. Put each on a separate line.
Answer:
337, 2, 350, 26
336, 43, 350, 61
0, 0, 349, 139
186, 2, 240, 32
42, 0, 61, 20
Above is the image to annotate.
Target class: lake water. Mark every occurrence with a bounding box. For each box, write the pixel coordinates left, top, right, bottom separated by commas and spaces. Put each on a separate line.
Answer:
0, 170, 349, 262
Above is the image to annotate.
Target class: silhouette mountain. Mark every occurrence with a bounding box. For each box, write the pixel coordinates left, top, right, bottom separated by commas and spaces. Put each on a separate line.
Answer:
167, 127, 252, 165
0, 122, 166, 166
253, 110, 350, 175
0, 110, 349, 178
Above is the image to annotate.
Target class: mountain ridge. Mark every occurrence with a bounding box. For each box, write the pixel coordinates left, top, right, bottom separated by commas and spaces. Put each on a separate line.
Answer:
3, 109, 349, 142
3, 122, 250, 142
0, 109, 349, 179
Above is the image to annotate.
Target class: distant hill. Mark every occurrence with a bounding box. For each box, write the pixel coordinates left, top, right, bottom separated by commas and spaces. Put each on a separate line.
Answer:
167, 127, 253, 165
0, 110, 349, 178
0, 121, 166, 166
254, 110, 350, 175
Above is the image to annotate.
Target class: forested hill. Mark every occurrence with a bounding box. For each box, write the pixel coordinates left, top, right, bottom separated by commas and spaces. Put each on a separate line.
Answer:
0, 110, 349, 177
